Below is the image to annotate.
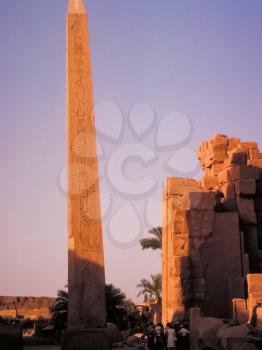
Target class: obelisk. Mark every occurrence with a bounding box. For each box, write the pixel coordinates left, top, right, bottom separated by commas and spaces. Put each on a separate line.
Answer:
62, 1, 110, 349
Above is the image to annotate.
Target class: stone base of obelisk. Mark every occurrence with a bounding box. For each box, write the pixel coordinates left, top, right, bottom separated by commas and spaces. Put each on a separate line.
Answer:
61, 328, 112, 350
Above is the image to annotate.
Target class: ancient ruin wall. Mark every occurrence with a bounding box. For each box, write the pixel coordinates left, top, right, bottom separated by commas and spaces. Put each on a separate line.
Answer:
162, 134, 262, 323
0, 296, 55, 319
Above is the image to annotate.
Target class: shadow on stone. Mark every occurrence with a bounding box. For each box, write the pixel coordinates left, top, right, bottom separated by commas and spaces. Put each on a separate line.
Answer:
61, 254, 118, 350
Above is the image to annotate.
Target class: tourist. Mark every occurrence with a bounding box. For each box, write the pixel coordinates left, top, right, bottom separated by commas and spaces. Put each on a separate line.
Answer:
155, 322, 166, 349
147, 322, 156, 350
177, 324, 190, 349
165, 323, 177, 350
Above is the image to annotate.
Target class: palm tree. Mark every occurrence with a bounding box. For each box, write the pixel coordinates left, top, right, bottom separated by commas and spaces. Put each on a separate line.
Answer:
137, 273, 162, 303
51, 289, 68, 341
105, 284, 127, 312
51, 284, 129, 333
139, 227, 162, 251
53, 289, 68, 311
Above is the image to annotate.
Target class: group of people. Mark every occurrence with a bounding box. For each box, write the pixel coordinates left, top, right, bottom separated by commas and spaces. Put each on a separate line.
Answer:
146, 322, 190, 350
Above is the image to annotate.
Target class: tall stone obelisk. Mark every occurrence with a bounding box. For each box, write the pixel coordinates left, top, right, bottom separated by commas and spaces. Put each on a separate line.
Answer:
62, 1, 110, 349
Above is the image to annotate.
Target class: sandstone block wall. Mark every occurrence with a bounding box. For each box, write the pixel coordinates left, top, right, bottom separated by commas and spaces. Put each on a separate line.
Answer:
0, 296, 55, 320
162, 135, 262, 323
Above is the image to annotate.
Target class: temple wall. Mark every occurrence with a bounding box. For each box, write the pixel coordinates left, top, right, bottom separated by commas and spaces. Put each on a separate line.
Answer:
162, 134, 262, 323
200, 212, 243, 318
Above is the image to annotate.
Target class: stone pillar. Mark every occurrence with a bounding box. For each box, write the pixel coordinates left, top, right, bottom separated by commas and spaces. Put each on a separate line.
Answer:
62, 1, 110, 349
162, 178, 200, 324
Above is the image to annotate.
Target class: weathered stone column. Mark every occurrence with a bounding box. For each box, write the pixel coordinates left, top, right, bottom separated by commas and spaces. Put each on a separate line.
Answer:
62, 1, 110, 349
162, 178, 199, 324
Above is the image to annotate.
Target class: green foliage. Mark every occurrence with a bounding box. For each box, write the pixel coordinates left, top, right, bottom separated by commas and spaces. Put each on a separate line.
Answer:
137, 273, 162, 303
51, 289, 68, 341
105, 284, 128, 330
139, 227, 162, 251
51, 283, 129, 334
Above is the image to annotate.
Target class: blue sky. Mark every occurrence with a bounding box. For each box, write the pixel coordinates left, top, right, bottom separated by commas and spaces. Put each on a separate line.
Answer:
0, 0, 262, 299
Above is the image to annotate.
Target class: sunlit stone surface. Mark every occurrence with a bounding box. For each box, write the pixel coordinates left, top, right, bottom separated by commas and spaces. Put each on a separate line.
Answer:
62, 1, 110, 349
162, 134, 262, 325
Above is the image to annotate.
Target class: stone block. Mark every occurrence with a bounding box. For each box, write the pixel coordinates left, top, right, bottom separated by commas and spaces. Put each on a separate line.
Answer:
256, 307, 262, 330
256, 180, 262, 195
190, 237, 205, 253
249, 149, 262, 160
255, 197, 262, 211
225, 152, 248, 166
248, 293, 262, 321
249, 292, 262, 303
239, 211, 257, 225
203, 167, 212, 176
212, 151, 227, 162
232, 299, 249, 323
61, 328, 112, 350
181, 192, 217, 210
222, 198, 238, 212
173, 209, 188, 233
173, 235, 189, 256
200, 175, 218, 190
256, 212, 262, 223
191, 257, 205, 279
237, 196, 255, 212
170, 195, 183, 208
193, 292, 205, 301
192, 278, 205, 288
173, 287, 185, 306
256, 249, 262, 259
210, 163, 225, 176
202, 157, 213, 169
186, 209, 215, 238
0, 310, 17, 318
189, 307, 201, 322
235, 179, 256, 196
173, 220, 187, 234
229, 278, 245, 300
181, 279, 193, 293
257, 225, 262, 253
248, 159, 262, 174
191, 317, 224, 350
240, 142, 258, 150
200, 212, 242, 319
173, 255, 190, 270
218, 168, 232, 184
211, 134, 229, 145
218, 323, 257, 350
222, 183, 236, 198
231, 166, 260, 181
229, 137, 241, 151
105, 324, 123, 344
247, 226, 258, 254
243, 254, 250, 279
165, 177, 201, 196
247, 274, 262, 295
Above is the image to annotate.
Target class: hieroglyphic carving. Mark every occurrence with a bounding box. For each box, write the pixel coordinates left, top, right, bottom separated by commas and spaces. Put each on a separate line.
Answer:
67, 3, 106, 329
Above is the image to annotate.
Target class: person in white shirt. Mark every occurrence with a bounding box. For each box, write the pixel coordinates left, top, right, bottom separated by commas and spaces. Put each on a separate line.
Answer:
165, 323, 177, 349
177, 324, 190, 349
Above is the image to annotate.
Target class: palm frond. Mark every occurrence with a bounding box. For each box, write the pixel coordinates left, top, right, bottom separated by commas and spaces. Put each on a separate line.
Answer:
137, 273, 162, 303
149, 227, 162, 240
139, 227, 162, 251
139, 238, 161, 250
